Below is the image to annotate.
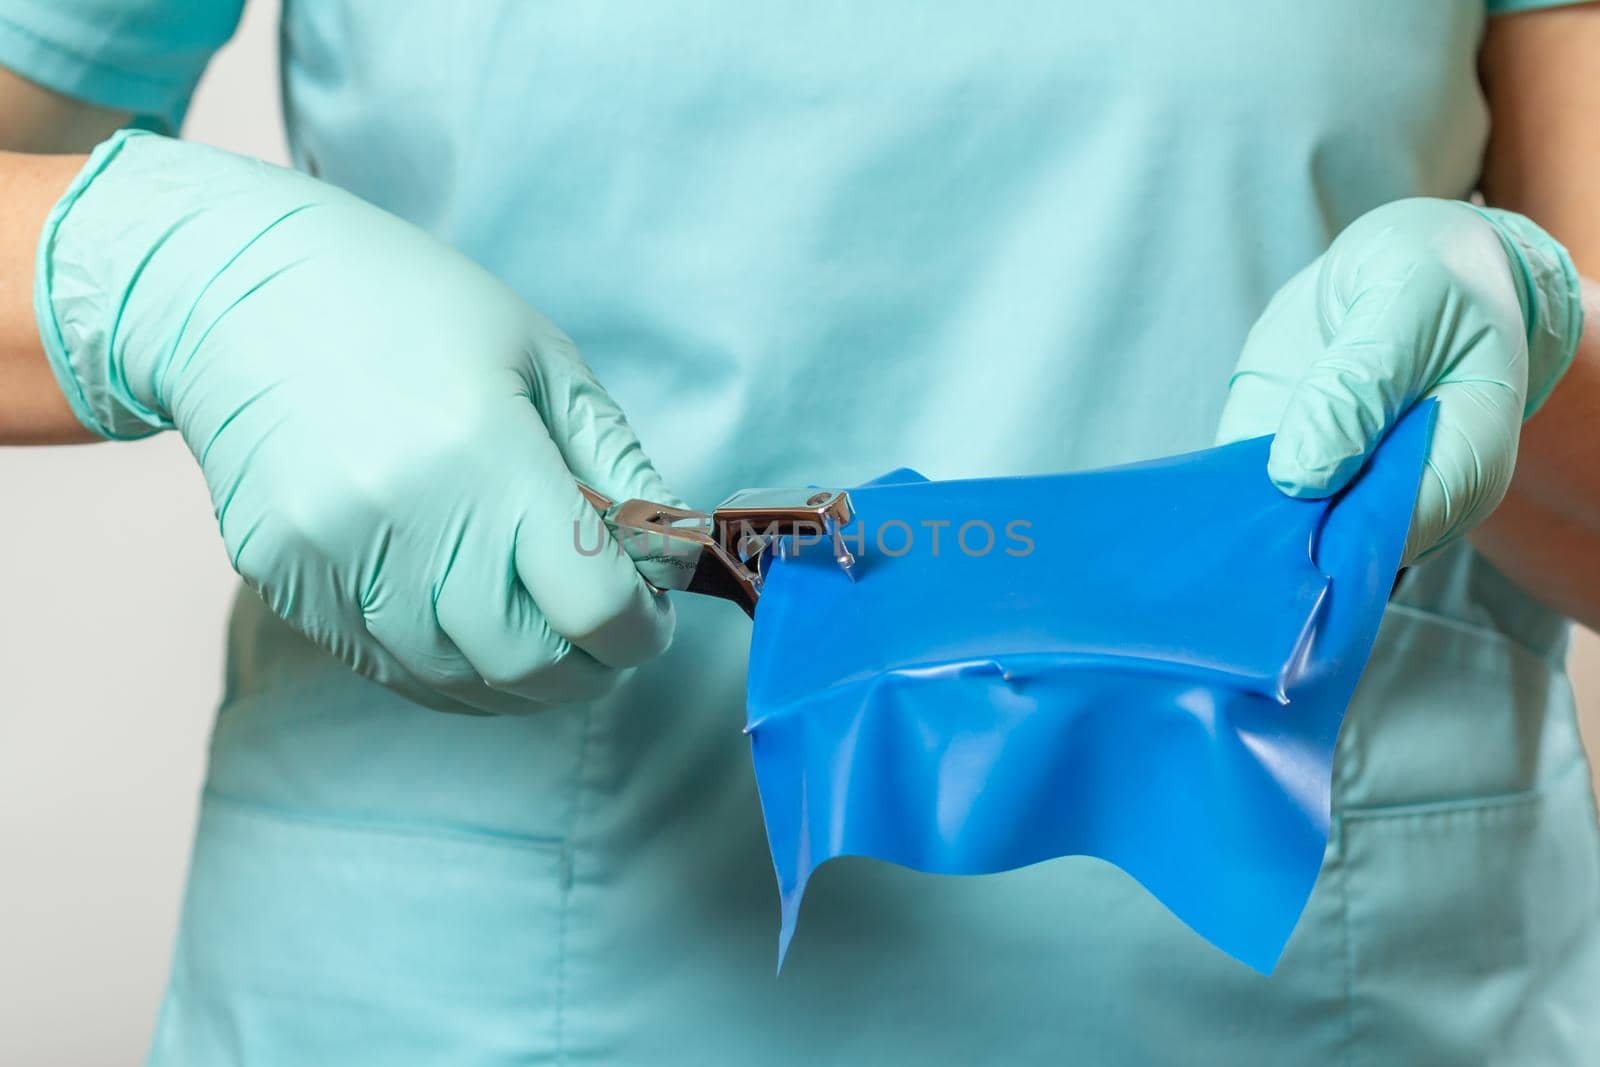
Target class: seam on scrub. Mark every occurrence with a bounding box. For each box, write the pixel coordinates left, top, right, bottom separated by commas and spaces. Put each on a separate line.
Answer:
1338, 832, 1356, 1067
554, 700, 595, 1065
212, 656, 512, 728
1338, 756, 1589, 821
199, 786, 567, 851
211, 649, 424, 724
1379, 601, 1565, 674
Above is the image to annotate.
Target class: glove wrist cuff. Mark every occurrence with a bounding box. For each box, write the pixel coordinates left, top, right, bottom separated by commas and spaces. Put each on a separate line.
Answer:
33, 130, 165, 440
1471, 205, 1585, 418
35, 129, 335, 441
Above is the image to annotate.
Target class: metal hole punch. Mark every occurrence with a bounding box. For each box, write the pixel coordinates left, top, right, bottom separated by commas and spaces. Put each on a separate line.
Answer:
577, 482, 856, 617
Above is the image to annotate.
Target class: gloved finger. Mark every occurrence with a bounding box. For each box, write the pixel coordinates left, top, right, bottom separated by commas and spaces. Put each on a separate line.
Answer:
502, 397, 676, 670
433, 531, 623, 705
1214, 359, 1301, 446
515, 465, 677, 670
350, 632, 543, 717
351, 640, 560, 717
362, 571, 577, 716
524, 322, 682, 508
344, 468, 634, 706
1265, 282, 1419, 499
231, 524, 516, 715
1400, 378, 1521, 565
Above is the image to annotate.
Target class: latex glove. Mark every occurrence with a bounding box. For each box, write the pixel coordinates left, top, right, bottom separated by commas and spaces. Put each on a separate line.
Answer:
1216, 198, 1583, 563
37, 131, 674, 715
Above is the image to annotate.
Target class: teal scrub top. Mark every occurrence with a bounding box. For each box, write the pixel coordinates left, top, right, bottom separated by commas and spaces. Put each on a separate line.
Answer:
6, 2, 1600, 1064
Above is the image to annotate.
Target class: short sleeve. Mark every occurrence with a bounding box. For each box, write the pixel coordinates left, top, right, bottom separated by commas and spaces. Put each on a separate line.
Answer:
0, 0, 246, 132
1488, 0, 1598, 14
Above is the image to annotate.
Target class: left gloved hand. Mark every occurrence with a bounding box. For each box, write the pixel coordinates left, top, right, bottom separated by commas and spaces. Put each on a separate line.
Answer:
1216, 198, 1583, 563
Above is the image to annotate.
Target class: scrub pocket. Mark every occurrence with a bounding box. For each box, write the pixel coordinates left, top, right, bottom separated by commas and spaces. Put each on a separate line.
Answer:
1333, 608, 1600, 1067
147, 792, 569, 1066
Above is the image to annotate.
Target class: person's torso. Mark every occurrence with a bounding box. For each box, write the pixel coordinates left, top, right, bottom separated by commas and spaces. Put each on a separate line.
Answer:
281, 0, 1493, 493
159, 5, 1600, 1064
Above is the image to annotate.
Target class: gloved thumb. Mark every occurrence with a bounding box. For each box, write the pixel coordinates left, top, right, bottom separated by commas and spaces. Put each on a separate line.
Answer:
513, 321, 683, 671
1214, 263, 1319, 448
1264, 282, 1421, 500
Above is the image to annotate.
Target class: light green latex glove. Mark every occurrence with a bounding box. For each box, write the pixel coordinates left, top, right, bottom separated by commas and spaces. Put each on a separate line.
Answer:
37, 131, 675, 715
1217, 197, 1584, 564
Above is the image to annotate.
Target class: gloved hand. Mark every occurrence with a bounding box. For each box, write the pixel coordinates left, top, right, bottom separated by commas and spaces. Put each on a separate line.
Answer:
1216, 198, 1584, 563
37, 130, 674, 714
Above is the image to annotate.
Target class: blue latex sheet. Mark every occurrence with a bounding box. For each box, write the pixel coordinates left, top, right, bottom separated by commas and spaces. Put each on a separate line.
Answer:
745, 404, 1435, 973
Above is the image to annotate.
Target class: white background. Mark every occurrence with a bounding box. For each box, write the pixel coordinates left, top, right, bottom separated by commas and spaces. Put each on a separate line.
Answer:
2, 2, 1597, 1062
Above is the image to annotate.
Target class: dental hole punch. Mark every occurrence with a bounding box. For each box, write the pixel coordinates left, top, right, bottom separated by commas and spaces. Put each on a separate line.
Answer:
578, 483, 857, 616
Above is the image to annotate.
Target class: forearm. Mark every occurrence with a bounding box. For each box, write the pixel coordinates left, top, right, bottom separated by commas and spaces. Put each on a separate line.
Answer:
0, 67, 126, 155
1465, 6, 1600, 626
0, 150, 95, 443
1471, 280, 1600, 628
1467, 216, 1598, 629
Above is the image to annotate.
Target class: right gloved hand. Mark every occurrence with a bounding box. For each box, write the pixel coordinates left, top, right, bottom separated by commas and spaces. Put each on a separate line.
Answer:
37, 130, 674, 714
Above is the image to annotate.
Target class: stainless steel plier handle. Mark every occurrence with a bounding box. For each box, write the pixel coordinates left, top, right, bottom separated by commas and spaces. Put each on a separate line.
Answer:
577, 482, 856, 617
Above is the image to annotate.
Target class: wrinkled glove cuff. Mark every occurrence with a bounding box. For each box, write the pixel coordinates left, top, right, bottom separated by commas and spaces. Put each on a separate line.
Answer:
35, 128, 329, 440
33, 130, 163, 439
1470, 205, 1585, 418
